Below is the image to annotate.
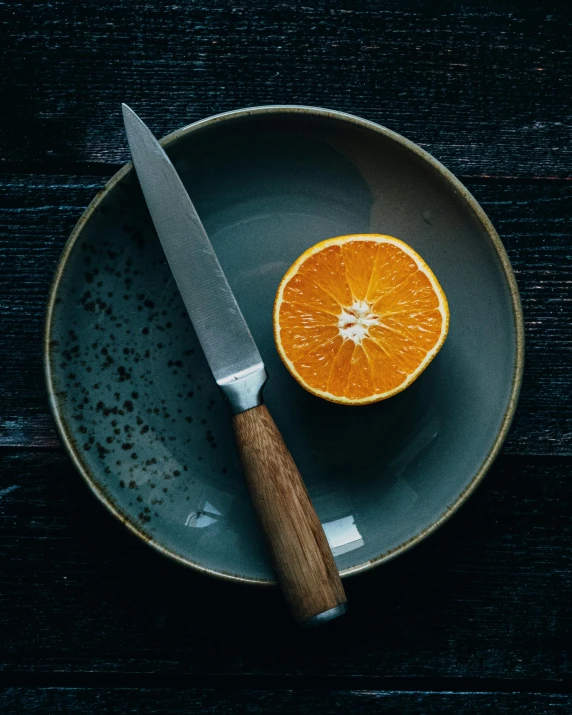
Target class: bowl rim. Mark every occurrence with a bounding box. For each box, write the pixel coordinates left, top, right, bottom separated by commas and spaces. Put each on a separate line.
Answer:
44, 104, 525, 585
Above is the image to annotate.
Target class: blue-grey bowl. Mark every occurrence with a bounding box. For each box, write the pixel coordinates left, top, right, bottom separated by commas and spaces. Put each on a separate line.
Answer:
45, 106, 524, 584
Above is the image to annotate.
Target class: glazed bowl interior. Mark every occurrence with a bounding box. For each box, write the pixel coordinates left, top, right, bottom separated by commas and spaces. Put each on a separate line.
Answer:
46, 107, 523, 583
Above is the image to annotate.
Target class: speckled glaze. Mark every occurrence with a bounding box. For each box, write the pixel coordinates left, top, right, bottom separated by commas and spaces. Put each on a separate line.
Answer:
45, 106, 524, 584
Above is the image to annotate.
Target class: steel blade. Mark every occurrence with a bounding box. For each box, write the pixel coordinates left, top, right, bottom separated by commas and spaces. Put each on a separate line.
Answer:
122, 104, 266, 412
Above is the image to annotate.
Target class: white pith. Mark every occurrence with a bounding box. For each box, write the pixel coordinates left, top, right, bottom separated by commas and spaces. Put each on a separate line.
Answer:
338, 300, 381, 344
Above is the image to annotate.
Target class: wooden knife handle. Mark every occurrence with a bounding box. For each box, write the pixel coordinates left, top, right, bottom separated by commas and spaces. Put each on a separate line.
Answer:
233, 404, 347, 626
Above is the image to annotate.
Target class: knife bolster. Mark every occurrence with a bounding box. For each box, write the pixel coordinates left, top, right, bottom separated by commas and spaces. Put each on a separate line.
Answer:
220, 366, 268, 414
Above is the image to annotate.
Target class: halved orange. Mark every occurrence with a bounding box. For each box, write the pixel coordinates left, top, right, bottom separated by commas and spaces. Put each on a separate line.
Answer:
273, 234, 449, 404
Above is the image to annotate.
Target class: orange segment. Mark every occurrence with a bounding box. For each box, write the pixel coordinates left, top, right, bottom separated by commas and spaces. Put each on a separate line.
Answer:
289, 245, 353, 307
274, 234, 449, 405
341, 240, 380, 301
325, 339, 355, 395
292, 335, 344, 392
346, 345, 374, 400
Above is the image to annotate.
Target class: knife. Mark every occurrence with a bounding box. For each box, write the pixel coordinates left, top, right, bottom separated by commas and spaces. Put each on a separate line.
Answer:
122, 105, 347, 626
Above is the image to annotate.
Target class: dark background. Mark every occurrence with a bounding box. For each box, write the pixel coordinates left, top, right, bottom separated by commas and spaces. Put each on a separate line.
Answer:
1, 1, 571, 713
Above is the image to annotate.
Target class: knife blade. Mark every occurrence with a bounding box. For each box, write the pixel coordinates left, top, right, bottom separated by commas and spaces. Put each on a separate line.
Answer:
122, 104, 347, 626
122, 104, 266, 414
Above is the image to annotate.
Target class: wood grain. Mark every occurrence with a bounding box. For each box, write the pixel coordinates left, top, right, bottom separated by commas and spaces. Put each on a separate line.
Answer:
1, 175, 570, 453
1, 0, 571, 706
1, 2, 571, 177
1, 687, 571, 714
1, 451, 570, 679
234, 404, 346, 624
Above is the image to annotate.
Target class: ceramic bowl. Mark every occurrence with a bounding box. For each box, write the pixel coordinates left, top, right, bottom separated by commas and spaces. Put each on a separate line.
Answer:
45, 106, 524, 583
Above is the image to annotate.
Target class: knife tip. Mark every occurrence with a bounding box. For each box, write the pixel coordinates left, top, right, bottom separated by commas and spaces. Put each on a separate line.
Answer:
122, 104, 143, 138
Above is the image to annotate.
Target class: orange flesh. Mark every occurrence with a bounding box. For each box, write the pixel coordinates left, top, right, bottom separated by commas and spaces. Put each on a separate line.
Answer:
275, 236, 448, 403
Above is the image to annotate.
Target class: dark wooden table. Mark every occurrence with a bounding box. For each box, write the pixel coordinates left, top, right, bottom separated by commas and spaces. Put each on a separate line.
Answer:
1, 2, 571, 712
